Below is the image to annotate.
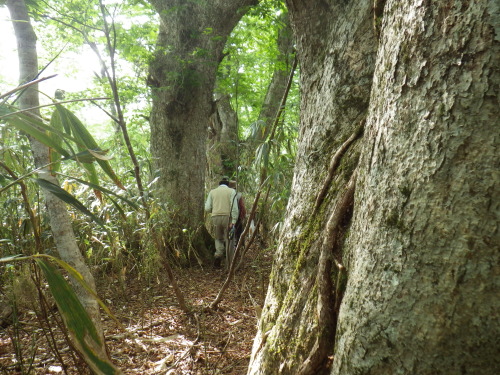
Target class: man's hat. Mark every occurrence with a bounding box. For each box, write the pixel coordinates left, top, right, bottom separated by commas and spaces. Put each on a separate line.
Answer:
221, 176, 229, 182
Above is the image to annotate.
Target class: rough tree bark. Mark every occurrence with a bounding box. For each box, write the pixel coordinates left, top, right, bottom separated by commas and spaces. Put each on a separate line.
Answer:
248, 0, 499, 374
147, 0, 258, 258
248, 1, 378, 373
333, 1, 500, 374
7, 0, 109, 359
207, 94, 239, 182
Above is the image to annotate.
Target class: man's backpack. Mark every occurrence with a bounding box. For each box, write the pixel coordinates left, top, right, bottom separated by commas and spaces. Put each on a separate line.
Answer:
238, 194, 246, 220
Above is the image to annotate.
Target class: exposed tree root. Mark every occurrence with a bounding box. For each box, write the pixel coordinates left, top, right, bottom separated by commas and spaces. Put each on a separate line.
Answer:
297, 170, 357, 375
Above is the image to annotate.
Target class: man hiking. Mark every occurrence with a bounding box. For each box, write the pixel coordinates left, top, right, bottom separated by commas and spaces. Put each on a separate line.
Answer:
205, 176, 239, 268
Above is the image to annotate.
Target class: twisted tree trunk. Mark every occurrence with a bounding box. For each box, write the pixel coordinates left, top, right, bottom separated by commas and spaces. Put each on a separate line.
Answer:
248, 1, 377, 373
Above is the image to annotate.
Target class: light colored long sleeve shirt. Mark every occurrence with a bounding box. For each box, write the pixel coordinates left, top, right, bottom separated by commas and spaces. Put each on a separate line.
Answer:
205, 185, 239, 224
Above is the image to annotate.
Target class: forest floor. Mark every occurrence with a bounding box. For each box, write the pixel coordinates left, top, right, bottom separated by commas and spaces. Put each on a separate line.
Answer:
0, 242, 272, 374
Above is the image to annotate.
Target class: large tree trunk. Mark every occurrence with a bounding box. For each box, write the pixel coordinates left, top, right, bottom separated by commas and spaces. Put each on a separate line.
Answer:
147, 0, 258, 259
332, 1, 499, 374
6, 0, 116, 369
248, 1, 377, 373
248, 0, 499, 374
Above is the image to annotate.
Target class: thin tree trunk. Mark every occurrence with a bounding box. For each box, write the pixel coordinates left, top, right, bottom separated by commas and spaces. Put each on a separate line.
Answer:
7, 0, 106, 352
258, 55, 297, 186
255, 11, 294, 144
96, 0, 150, 219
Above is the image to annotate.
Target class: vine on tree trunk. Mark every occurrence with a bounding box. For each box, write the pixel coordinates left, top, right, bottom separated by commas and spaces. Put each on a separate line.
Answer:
297, 169, 358, 375
314, 120, 364, 214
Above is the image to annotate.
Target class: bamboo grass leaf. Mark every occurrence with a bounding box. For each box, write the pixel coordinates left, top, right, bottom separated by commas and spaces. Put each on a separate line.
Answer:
34, 178, 107, 230
57, 173, 139, 210
54, 105, 125, 189
48, 107, 76, 172
0, 253, 124, 329
33, 254, 123, 328
0, 254, 25, 263
107, 196, 126, 219
49, 108, 63, 173
88, 149, 113, 161
60, 148, 111, 164
35, 258, 122, 375
52, 105, 104, 196
62, 149, 97, 163
81, 161, 103, 202
255, 142, 270, 167
0, 106, 71, 158
0, 104, 80, 147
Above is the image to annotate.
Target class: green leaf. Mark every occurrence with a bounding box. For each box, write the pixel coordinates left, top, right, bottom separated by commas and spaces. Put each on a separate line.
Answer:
87, 148, 113, 161
50, 107, 102, 193
49, 107, 80, 172
57, 173, 139, 210
0, 253, 124, 333
35, 258, 122, 375
54, 105, 125, 190
107, 196, 126, 219
0, 106, 71, 158
0, 105, 92, 166
0, 254, 25, 263
35, 254, 122, 328
34, 178, 107, 230
80, 158, 101, 193
255, 141, 270, 168
49, 107, 63, 173
62, 149, 98, 163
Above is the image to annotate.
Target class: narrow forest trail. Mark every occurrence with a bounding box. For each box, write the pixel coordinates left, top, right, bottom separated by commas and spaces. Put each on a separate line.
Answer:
0, 243, 272, 374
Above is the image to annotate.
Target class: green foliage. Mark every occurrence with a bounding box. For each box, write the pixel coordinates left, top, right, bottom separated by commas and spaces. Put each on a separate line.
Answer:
1, 0, 298, 284
217, 1, 292, 132
36, 258, 118, 374
212, 1, 298, 241
35, 178, 107, 228
53, 104, 125, 188
0, 105, 73, 159
27, 0, 156, 139
0, 78, 142, 269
